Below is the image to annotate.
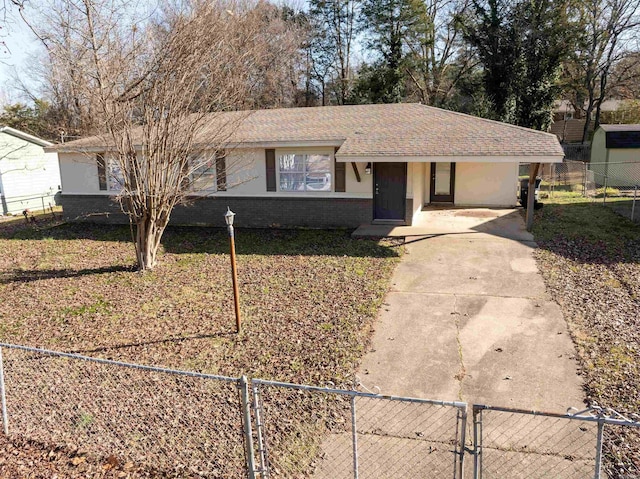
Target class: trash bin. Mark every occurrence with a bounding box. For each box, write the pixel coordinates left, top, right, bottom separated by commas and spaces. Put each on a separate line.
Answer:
520, 178, 542, 209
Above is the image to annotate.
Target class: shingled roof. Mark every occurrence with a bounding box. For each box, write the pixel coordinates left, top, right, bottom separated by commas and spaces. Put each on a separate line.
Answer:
50, 103, 564, 160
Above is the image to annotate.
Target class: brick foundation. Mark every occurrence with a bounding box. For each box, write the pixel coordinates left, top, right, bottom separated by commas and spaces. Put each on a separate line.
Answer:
60, 195, 391, 228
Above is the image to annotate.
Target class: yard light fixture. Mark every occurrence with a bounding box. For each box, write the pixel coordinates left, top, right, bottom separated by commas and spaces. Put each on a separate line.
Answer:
224, 207, 236, 227
225, 207, 241, 333
365, 162, 372, 175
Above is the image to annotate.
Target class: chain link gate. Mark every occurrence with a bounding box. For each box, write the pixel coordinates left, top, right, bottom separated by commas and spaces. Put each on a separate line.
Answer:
472, 404, 640, 479
251, 378, 468, 479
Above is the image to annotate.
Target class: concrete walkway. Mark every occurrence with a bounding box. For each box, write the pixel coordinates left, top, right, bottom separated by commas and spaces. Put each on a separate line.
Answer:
310, 208, 588, 478
358, 208, 585, 411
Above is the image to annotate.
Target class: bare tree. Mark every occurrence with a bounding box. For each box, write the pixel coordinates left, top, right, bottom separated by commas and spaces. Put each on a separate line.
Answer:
563, 0, 640, 142
404, 0, 474, 107
22, 0, 270, 270
309, 0, 360, 104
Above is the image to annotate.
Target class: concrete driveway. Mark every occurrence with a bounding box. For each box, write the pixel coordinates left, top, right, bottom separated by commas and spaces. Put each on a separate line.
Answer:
358, 208, 584, 412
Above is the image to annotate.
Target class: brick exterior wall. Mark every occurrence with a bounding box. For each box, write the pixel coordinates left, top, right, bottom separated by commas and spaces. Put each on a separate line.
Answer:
60, 195, 393, 228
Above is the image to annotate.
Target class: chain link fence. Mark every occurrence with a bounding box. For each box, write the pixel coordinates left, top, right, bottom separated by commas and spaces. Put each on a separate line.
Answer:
0, 343, 249, 477
562, 143, 591, 162
252, 378, 467, 478
588, 162, 640, 222
0, 342, 639, 478
528, 160, 640, 222
473, 405, 640, 479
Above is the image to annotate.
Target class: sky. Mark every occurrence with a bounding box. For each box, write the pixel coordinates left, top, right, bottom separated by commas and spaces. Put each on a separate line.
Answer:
0, 7, 42, 105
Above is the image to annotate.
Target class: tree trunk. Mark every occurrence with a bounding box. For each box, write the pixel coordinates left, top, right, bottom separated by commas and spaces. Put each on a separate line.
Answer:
134, 215, 168, 271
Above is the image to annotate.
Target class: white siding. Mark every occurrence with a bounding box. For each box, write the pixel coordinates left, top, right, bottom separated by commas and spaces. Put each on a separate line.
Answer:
454, 162, 519, 207
59, 147, 375, 198
411, 162, 424, 222
0, 132, 61, 214
220, 148, 264, 195
345, 161, 372, 194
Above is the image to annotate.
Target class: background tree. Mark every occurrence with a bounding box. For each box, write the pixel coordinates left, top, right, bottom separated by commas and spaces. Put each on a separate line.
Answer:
562, 0, 640, 141
0, 99, 59, 140
464, 0, 572, 130
356, 0, 425, 103
403, 0, 474, 107
463, 0, 520, 121
308, 0, 360, 104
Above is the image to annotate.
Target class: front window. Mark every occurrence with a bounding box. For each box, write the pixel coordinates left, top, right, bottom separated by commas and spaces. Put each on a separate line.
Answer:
278, 153, 332, 192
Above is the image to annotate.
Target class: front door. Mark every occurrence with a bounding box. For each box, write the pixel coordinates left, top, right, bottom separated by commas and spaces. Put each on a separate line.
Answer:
373, 162, 407, 222
430, 162, 455, 203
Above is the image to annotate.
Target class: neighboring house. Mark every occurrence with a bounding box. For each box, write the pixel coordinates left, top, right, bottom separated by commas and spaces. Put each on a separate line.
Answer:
550, 100, 625, 144
0, 126, 60, 216
590, 124, 640, 187
49, 103, 563, 228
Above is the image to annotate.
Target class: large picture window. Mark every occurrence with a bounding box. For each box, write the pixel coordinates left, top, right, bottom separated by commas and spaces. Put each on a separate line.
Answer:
278, 153, 332, 192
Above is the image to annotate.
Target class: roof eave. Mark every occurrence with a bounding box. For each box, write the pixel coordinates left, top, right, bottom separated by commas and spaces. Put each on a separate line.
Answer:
336, 154, 565, 163
0, 126, 53, 147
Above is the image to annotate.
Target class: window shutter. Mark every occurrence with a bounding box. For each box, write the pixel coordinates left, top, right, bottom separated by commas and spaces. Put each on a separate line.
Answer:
265, 149, 276, 192
216, 151, 227, 191
97, 154, 107, 191
334, 147, 345, 192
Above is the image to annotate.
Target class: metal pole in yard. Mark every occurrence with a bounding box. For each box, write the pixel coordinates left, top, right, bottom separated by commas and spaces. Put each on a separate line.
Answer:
351, 396, 359, 479
603, 177, 608, 205
0, 347, 8, 435
224, 208, 242, 333
594, 419, 604, 479
240, 376, 257, 479
632, 185, 638, 222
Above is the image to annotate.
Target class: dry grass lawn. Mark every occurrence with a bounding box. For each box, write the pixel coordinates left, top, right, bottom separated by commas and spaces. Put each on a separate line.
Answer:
0, 218, 401, 478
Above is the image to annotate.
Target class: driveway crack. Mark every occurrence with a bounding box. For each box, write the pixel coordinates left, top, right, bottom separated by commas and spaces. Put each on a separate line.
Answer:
452, 294, 466, 401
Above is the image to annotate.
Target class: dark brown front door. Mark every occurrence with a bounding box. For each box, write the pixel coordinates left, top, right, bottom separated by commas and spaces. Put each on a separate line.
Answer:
430, 162, 455, 203
374, 162, 407, 222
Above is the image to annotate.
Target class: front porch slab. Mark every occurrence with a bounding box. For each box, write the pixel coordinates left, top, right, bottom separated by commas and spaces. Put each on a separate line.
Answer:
352, 207, 534, 242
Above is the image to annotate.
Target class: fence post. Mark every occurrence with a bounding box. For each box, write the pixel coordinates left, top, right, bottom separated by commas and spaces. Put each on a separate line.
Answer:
240, 376, 257, 479
0, 347, 8, 435
350, 396, 359, 479
457, 407, 467, 479
584, 162, 588, 197
632, 185, 638, 222
603, 177, 608, 204
252, 383, 269, 478
473, 407, 482, 479
594, 418, 604, 479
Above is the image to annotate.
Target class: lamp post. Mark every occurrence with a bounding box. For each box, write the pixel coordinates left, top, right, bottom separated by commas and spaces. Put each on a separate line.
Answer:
224, 207, 241, 333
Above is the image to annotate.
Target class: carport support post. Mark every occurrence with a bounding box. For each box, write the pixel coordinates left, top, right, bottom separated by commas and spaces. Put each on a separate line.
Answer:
526, 163, 540, 232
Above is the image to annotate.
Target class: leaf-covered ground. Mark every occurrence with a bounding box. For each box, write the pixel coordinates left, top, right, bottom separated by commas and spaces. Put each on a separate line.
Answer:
531, 199, 640, 474
0, 218, 401, 477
